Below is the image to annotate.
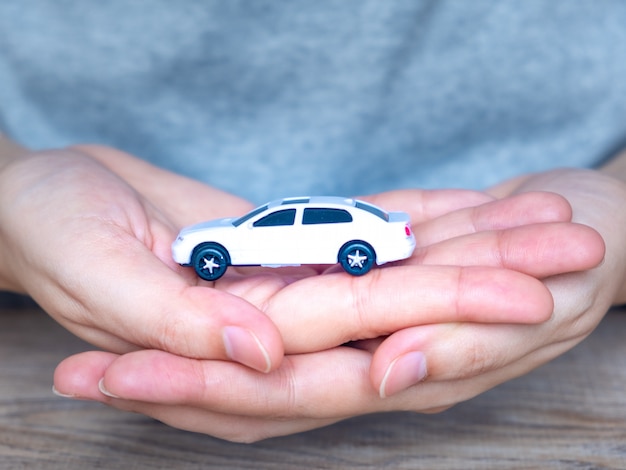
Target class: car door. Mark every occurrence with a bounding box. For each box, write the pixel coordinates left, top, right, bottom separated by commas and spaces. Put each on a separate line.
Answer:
243, 208, 298, 265
297, 207, 355, 264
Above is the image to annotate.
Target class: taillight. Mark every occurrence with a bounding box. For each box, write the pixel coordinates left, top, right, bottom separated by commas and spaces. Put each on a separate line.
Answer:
405, 224, 412, 236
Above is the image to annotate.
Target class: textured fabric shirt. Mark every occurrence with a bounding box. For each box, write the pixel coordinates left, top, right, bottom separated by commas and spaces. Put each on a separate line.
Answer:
1, 1, 626, 202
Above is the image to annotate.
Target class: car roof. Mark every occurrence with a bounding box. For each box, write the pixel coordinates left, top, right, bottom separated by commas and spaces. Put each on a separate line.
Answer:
263, 196, 391, 222
267, 196, 356, 209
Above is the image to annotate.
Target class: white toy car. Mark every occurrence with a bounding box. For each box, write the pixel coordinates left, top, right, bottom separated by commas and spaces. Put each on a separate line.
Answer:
172, 196, 416, 281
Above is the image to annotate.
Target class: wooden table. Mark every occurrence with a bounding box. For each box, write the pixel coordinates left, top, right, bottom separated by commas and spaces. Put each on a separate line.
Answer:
1, 305, 625, 470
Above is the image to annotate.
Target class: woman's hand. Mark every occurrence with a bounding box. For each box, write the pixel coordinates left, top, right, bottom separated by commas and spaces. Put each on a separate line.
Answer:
53, 184, 605, 442
0, 146, 283, 371
370, 167, 623, 404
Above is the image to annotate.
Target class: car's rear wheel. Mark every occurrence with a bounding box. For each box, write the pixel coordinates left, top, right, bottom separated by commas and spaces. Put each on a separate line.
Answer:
338, 241, 375, 276
192, 243, 230, 281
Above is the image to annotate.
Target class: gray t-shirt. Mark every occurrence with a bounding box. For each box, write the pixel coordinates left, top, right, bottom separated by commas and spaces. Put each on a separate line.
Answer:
1, 0, 626, 202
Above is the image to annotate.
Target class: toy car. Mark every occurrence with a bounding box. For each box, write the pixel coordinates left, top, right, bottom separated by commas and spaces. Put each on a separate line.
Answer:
172, 196, 416, 281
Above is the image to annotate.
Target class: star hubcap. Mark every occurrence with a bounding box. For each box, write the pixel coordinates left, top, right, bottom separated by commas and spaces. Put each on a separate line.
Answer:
348, 250, 368, 268
202, 256, 221, 274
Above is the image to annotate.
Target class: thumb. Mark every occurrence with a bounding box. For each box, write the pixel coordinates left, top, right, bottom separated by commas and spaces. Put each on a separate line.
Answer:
44, 232, 284, 373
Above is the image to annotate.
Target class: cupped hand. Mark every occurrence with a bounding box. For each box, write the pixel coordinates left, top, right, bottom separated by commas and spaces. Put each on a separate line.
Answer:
53, 184, 606, 441
0, 146, 283, 371
370, 167, 622, 401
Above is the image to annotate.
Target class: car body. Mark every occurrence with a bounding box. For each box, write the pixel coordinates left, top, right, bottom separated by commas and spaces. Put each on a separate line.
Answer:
172, 196, 416, 280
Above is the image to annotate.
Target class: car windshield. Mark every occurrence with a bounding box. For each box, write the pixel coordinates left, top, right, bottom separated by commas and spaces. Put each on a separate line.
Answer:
355, 200, 389, 221
232, 204, 268, 227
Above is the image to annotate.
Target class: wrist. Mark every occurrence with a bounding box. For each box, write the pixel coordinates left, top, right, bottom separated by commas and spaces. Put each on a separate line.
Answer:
0, 145, 28, 294
599, 149, 626, 183
0, 236, 26, 293
0, 134, 27, 170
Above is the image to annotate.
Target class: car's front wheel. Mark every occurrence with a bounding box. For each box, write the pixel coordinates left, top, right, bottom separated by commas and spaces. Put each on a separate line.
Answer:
192, 243, 230, 281
338, 241, 375, 276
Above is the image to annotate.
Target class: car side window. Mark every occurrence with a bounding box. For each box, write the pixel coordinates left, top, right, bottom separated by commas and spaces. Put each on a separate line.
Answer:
302, 208, 353, 225
253, 209, 296, 227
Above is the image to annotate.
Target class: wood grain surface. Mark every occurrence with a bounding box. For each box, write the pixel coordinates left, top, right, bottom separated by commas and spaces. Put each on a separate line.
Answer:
1, 306, 625, 470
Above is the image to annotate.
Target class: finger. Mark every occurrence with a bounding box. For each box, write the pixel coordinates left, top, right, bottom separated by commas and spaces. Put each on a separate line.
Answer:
412, 222, 606, 278
413, 191, 573, 247
54, 350, 118, 399
370, 316, 587, 399
53, 351, 347, 442
54, 352, 340, 443
361, 189, 494, 224
260, 265, 553, 353
370, 323, 528, 398
56, 348, 376, 417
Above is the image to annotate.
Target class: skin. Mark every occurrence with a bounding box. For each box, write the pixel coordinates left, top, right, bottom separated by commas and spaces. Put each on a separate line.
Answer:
0, 146, 558, 363
0, 147, 283, 372
1, 140, 620, 443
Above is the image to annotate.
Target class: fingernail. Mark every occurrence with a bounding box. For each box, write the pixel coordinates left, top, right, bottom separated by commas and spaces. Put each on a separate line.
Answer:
52, 385, 77, 399
379, 351, 428, 398
98, 378, 121, 399
223, 326, 272, 373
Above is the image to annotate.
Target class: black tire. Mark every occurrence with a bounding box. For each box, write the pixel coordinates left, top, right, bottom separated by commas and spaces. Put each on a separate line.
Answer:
192, 243, 230, 281
338, 241, 375, 276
